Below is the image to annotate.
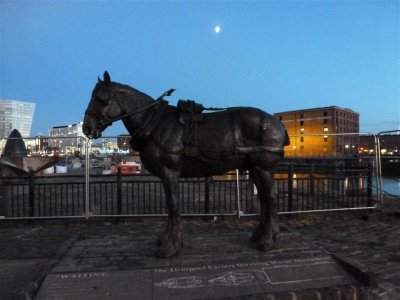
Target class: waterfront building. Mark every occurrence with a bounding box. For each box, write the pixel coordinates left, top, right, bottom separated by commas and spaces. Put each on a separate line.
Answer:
359, 134, 399, 155
274, 106, 359, 157
48, 122, 85, 155
23, 135, 49, 155
0, 99, 35, 138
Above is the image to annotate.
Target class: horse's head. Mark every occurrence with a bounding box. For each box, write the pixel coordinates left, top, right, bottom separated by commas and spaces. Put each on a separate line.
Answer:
83, 71, 125, 139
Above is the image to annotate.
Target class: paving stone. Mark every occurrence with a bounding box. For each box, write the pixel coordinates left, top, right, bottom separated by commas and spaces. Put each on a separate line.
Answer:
1, 197, 400, 299
36, 255, 356, 300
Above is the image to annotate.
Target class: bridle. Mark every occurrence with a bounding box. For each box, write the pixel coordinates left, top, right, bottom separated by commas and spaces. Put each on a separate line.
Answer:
85, 87, 175, 128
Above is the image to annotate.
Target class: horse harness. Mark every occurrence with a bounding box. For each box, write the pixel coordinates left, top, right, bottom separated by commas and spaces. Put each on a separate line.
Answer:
124, 90, 284, 157
129, 97, 206, 155
177, 100, 205, 156
87, 84, 281, 157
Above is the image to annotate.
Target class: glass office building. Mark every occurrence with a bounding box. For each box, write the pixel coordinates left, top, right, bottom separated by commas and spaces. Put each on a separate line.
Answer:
0, 100, 36, 138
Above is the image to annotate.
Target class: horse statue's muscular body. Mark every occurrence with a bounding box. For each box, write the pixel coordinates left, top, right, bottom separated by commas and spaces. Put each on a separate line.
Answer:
83, 71, 289, 257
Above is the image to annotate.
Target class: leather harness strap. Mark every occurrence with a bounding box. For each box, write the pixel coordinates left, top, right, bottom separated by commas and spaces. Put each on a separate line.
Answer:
236, 146, 284, 155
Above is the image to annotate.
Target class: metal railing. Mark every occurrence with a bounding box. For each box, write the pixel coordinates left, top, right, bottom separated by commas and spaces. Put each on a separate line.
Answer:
0, 132, 389, 219
376, 130, 400, 205
1, 163, 375, 219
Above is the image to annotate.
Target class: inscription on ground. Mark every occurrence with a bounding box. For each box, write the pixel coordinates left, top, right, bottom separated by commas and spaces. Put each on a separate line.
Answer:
36, 256, 357, 300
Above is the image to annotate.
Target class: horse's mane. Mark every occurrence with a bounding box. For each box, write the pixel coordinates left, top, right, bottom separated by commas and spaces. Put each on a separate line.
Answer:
104, 81, 155, 103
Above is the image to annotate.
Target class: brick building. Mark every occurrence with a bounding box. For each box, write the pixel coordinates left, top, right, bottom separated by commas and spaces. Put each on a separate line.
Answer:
274, 106, 359, 157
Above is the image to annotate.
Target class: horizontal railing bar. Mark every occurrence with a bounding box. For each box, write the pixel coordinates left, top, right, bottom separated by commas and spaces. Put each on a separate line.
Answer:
239, 206, 377, 217
0, 216, 87, 220
277, 206, 377, 215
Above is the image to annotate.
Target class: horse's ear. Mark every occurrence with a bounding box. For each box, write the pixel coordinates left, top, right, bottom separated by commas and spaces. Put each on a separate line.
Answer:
103, 71, 111, 84
98, 76, 102, 83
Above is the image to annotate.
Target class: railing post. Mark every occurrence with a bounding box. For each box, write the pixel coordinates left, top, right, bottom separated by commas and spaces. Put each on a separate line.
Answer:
288, 165, 293, 212
309, 164, 315, 196
367, 158, 373, 206
236, 169, 241, 217
29, 171, 35, 217
204, 177, 210, 214
374, 134, 383, 209
0, 181, 7, 218
117, 167, 122, 214
85, 139, 90, 219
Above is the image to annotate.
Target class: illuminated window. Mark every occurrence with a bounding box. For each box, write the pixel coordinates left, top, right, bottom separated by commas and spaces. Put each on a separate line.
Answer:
324, 127, 328, 132
323, 135, 328, 142
300, 128, 304, 134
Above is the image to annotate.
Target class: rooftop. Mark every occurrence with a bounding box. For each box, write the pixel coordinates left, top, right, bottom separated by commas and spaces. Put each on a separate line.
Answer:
274, 106, 359, 115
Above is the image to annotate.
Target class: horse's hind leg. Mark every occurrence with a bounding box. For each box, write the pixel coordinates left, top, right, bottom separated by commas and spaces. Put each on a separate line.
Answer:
157, 169, 183, 258
249, 167, 279, 251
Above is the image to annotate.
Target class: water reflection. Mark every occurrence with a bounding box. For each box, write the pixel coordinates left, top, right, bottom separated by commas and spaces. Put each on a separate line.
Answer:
208, 172, 399, 197
382, 177, 400, 196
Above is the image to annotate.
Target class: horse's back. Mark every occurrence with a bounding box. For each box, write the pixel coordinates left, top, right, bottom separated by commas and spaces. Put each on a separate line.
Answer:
198, 107, 287, 150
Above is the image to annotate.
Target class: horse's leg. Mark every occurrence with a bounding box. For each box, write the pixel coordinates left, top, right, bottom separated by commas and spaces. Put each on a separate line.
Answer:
157, 169, 183, 258
249, 167, 279, 251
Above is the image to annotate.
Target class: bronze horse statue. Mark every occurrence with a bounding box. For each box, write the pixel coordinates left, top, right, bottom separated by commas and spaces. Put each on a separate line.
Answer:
83, 71, 289, 257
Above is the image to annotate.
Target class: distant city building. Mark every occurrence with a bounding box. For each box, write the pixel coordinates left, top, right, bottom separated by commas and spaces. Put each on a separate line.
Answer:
359, 134, 399, 155
117, 135, 131, 151
31, 135, 49, 155
274, 106, 359, 157
48, 122, 85, 155
0, 100, 35, 138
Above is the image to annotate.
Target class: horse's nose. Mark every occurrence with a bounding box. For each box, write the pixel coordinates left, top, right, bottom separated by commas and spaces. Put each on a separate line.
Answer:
82, 124, 92, 138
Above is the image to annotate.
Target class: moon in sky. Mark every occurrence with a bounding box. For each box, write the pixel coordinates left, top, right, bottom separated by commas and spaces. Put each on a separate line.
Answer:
214, 26, 221, 33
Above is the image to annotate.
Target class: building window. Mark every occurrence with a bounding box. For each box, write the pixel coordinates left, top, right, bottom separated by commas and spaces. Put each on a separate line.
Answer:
324, 135, 328, 142
300, 128, 304, 134
324, 118, 328, 124
279, 116, 282, 121
300, 136, 304, 143
300, 120, 304, 126
300, 113, 304, 119
324, 127, 328, 132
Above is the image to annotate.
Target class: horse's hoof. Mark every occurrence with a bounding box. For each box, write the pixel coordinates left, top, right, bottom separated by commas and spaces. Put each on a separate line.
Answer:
157, 243, 182, 258
256, 237, 275, 252
156, 236, 183, 258
157, 247, 177, 258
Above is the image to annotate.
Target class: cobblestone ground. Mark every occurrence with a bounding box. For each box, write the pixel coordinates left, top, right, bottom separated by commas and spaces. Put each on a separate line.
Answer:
0, 196, 399, 299
281, 197, 400, 300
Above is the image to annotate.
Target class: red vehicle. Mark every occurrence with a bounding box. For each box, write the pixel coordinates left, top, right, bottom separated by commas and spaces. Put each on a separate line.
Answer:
112, 161, 142, 175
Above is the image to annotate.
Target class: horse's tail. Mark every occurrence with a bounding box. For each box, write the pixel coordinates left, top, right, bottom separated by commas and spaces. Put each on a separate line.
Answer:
244, 112, 289, 156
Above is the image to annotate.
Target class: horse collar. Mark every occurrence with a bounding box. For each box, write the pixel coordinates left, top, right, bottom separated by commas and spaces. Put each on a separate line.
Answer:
132, 99, 170, 139
108, 98, 166, 124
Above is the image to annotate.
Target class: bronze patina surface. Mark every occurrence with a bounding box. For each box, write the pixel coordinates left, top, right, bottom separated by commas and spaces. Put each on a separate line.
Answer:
83, 71, 289, 257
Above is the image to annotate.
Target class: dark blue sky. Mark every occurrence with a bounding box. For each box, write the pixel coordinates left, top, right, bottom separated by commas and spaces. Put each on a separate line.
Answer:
1, 0, 399, 136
